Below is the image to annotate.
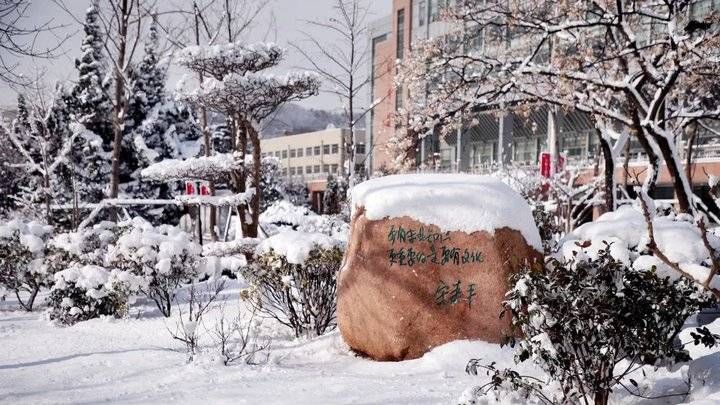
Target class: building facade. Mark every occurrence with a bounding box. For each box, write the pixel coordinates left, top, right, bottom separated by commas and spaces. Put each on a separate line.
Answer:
261, 128, 366, 211
366, 0, 720, 204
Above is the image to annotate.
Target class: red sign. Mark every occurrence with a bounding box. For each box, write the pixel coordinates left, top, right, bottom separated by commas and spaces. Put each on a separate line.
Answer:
540, 152, 551, 178
540, 152, 566, 178
185, 182, 195, 195
200, 184, 210, 196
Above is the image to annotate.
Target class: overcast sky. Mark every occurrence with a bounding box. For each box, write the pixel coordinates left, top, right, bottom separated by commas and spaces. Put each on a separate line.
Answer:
0, 0, 391, 110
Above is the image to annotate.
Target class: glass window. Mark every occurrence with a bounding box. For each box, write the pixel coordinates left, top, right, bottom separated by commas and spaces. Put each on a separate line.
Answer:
396, 9, 405, 59
274, 151, 280, 158
331, 144, 339, 154
314, 165, 320, 173
323, 164, 329, 173
314, 146, 321, 155
306, 147, 312, 156
355, 144, 366, 154
281, 150, 287, 159
297, 166, 303, 175
306, 165, 312, 174
418, 0, 426, 26
290, 149, 296, 158
282, 168, 287, 175
290, 167, 296, 175
331, 164, 338, 173
322, 144, 329, 155
395, 87, 404, 111
560, 132, 587, 157
297, 148, 304, 157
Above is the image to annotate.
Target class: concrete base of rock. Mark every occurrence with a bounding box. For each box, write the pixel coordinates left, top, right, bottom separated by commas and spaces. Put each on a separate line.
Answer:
337, 211, 541, 361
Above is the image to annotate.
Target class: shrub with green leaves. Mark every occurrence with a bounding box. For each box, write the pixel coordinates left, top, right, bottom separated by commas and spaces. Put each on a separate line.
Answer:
465, 245, 717, 405
243, 231, 344, 338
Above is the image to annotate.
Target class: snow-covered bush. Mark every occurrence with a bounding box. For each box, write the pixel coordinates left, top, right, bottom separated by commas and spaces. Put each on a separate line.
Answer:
107, 218, 201, 317
243, 231, 344, 338
260, 200, 349, 241
0, 219, 53, 310
47, 265, 132, 325
465, 247, 717, 405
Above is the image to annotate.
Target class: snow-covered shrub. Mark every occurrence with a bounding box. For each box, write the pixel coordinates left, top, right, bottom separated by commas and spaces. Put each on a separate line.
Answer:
465, 247, 717, 405
322, 174, 347, 215
0, 219, 53, 310
107, 218, 201, 317
47, 265, 131, 325
45, 222, 137, 325
260, 200, 349, 241
243, 231, 344, 338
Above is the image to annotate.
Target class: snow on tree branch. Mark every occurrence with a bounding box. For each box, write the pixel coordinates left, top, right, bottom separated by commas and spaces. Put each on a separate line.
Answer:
176, 42, 285, 80
140, 153, 243, 182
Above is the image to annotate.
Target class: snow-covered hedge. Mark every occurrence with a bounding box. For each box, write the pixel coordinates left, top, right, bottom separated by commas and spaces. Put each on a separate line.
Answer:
243, 231, 344, 338
259, 200, 349, 241
46, 222, 131, 324
558, 204, 720, 289
107, 218, 201, 317
47, 265, 132, 325
0, 219, 53, 310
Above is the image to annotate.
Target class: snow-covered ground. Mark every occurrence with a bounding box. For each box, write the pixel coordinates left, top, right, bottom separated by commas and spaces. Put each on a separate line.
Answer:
1, 280, 719, 405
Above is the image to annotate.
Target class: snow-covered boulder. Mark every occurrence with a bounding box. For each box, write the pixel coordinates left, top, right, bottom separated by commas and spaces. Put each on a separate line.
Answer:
338, 174, 542, 361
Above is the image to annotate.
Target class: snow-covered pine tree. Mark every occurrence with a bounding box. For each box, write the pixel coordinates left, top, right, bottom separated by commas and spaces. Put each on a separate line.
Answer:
69, 0, 113, 151
258, 157, 285, 212
123, 18, 167, 183
176, 43, 320, 237
322, 174, 346, 215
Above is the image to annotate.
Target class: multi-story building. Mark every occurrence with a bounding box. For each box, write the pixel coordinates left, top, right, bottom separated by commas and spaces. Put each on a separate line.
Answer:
367, 0, 720, 206
261, 128, 366, 211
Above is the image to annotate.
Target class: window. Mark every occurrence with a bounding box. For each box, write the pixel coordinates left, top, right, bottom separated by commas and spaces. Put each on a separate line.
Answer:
430, 0, 449, 22
355, 144, 366, 154
323, 164, 329, 173
396, 9, 405, 59
297, 166, 303, 175
314, 146, 321, 156
274, 151, 280, 158
418, 0, 426, 26
331, 164, 338, 173
306, 165, 312, 174
281, 150, 287, 159
395, 87, 404, 111
314, 165, 320, 173
282, 168, 287, 175
323, 144, 330, 154
306, 147, 312, 156
331, 144, 339, 154
290, 149, 296, 158
560, 132, 587, 157
297, 148, 304, 157
290, 167, 296, 175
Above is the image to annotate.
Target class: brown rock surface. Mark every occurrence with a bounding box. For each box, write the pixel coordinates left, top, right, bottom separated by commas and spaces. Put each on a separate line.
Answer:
338, 209, 541, 361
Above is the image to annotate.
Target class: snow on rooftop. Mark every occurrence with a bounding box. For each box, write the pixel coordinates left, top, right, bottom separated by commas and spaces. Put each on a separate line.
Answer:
256, 231, 342, 265
140, 153, 241, 182
351, 174, 542, 250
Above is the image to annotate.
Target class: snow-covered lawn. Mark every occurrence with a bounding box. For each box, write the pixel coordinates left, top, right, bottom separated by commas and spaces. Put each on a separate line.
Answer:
1, 280, 719, 405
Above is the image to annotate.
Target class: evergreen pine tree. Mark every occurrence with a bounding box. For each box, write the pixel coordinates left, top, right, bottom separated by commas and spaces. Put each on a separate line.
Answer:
259, 157, 285, 212
322, 174, 347, 215
123, 18, 167, 182
70, 0, 113, 150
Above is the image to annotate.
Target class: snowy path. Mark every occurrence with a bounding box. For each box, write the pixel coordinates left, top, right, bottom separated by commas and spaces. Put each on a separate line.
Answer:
0, 285, 504, 404
1, 283, 718, 404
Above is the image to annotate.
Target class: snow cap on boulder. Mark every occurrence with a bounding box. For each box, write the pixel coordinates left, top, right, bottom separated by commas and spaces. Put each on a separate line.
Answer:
351, 173, 542, 250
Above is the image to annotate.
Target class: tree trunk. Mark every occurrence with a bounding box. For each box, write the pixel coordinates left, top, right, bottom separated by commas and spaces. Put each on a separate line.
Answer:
594, 390, 609, 405
685, 122, 698, 185
247, 122, 262, 238
597, 131, 615, 212
650, 131, 693, 213
109, 0, 130, 209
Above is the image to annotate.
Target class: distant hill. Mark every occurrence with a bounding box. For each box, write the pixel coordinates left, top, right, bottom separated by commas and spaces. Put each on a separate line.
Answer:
260, 103, 365, 138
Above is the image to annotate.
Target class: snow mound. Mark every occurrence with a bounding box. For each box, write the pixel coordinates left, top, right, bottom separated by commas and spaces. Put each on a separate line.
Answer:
260, 200, 349, 241
559, 204, 719, 286
256, 231, 343, 264
351, 174, 542, 250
